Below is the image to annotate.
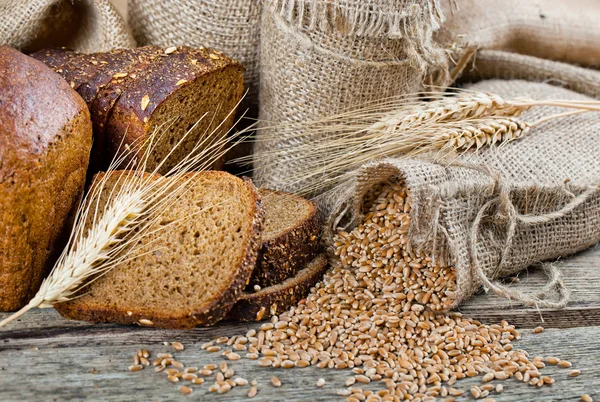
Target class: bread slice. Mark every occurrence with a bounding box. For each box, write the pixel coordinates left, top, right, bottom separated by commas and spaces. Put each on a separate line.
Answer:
228, 254, 328, 322
0, 46, 92, 311
55, 170, 264, 329
249, 189, 321, 289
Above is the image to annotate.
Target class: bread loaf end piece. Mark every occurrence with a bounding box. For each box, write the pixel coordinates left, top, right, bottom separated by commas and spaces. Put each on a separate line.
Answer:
0, 46, 92, 311
249, 189, 321, 288
228, 254, 328, 322
105, 46, 245, 174
55, 171, 264, 328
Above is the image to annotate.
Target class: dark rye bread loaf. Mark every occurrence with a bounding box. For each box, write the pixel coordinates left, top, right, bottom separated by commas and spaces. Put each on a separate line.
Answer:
55, 170, 264, 329
0, 46, 92, 311
228, 254, 328, 322
31, 46, 244, 174
249, 189, 321, 288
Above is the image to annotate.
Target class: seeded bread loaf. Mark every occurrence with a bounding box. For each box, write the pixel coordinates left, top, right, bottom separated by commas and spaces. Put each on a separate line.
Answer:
228, 254, 328, 322
55, 170, 264, 329
249, 189, 321, 289
31, 46, 244, 173
0, 46, 93, 311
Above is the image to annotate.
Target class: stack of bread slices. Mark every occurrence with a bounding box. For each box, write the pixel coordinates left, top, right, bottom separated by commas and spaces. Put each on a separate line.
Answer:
56, 171, 327, 329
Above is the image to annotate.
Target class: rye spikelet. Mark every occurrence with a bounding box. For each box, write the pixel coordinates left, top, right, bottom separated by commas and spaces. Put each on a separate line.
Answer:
248, 90, 600, 197
0, 103, 251, 328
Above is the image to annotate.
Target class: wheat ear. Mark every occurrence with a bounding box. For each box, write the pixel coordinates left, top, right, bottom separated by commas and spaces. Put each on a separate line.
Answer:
248, 90, 600, 197
0, 102, 251, 328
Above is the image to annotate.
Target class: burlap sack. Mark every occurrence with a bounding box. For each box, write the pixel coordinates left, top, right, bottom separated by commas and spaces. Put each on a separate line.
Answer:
253, 0, 452, 191
460, 50, 600, 100
437, 0, 600, 68
326, 79, 600, 309
0, 0, 134, 53
128, 0, 261, 106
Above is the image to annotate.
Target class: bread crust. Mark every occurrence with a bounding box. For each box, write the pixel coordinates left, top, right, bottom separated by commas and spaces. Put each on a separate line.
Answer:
250, 189, 322, 288
228, 254, 328, 322
55, 172, 264, 329
0, 46, 92, 311
104, 46, 244, 171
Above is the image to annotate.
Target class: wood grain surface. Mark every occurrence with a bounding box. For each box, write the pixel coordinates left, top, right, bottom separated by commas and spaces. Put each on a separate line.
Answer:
1, 245, 599, 401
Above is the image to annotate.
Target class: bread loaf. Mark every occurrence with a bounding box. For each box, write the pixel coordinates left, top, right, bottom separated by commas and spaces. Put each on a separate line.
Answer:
228, 254, 328, 322
55, 170, 264, 329
0, 46, 92, 311
31, 46, 244, 173
249, 189, 321, 288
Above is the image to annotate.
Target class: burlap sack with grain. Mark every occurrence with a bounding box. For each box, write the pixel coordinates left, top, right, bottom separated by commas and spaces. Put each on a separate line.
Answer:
0, 0, 134, 53
128, 0, 261, 106
326, 79, 600, 309
253, 0, 452, 191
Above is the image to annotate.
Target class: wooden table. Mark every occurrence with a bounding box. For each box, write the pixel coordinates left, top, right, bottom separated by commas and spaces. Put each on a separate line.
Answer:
1, 245, 599, 401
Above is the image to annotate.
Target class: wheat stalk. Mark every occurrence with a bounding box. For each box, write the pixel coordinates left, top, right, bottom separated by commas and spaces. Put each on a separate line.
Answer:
248, 90, 600, 197
0, 103, 251, 328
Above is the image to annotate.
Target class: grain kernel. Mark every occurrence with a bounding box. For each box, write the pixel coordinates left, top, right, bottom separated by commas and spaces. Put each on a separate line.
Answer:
179, 385, 192, 395
128, 364, 143, 372
248, 386, 258, 398
532, 326, 544, 334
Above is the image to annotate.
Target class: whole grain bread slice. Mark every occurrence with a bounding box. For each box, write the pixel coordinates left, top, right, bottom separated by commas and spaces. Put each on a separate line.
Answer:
249, 188, 321, 289
228, 254, 328, 322
55, 170, 264, 329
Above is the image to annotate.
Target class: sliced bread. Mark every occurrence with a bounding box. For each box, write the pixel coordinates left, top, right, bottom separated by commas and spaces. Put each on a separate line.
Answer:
31, 46, 244, 174
55, 170, 264, 329
249, 188, 321, 289
228, 254, 328, 322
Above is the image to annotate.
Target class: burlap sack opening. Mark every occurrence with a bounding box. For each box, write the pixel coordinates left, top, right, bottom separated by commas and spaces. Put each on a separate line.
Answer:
0, 0, 134, 53
254, 0, 452, 191
325, 80, 600, 309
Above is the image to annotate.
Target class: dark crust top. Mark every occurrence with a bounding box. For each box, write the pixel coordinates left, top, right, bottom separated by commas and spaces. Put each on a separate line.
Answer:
105, 46, 244, 160
56, 172, 265, 329
228, 254, 328, 322
0, 46, 88, 173
249, 189, 322, 288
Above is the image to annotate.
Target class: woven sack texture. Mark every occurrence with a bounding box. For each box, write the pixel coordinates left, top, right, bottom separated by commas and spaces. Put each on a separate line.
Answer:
460, 50, 600, 100
128, 0, 261, 106
437, 0, 600, 68
325, 80, 600, 309
0, 0, 134, 53
253, 0, 452, 191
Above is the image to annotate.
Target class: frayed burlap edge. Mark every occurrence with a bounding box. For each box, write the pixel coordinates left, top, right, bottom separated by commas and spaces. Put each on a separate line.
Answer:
265, 0, 448, 65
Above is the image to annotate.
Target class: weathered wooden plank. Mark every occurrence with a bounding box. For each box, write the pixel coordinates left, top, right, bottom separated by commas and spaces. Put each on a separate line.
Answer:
460, 244, 600, 328
0, 311, 598, 401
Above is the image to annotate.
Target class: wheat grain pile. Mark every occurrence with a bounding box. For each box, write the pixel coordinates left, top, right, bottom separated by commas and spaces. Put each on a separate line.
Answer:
130, 178, 578, 400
